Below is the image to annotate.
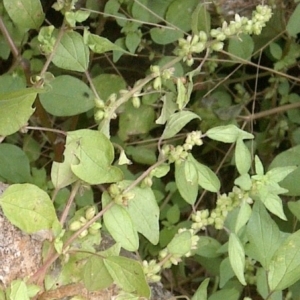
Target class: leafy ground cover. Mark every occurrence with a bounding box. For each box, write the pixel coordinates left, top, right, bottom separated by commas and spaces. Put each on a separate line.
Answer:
0, 0, 300, 299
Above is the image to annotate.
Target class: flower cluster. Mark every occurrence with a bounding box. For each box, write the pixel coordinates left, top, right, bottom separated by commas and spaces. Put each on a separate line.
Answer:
192, 187, 252, 230
176, 5, 272, 66
94, 93, 118, 123
108, 183, 135, 206
162, 131, 203, 164
69, 206, 101, 238
150, 65, 175, 90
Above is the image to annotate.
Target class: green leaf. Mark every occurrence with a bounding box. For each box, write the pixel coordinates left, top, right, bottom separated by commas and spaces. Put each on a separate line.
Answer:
118, 102, 155, 141
286, 4, 300, 37
131, 0, 173, 24
92, 74, 126, 101
126, 146, 156, 165
269, 145, 300, 196
234, 174, 252, 190
103, 192, 139, 251
125, 31, 141, 54
166, 0, 198, 31
246, 201, 283, 269
3, 0, 44, 30
0, 74, 26, 94
288, 200, 300, 221
156, 93, 177, 124
191, 278, 210, 300
0, 143, 31, 183
40, 75, 94, 116
162, 111, 200, 139
84, 31, 129, 54
208, 288, 241, 300
69, 129, 123, 185
255, 155, 264, 176
104, 256, 150, 298
51, 135, 80, 189
189, 155, 220, 192
228, 34, 254, 61
191, 3, 211, 34
266, 166, 297, 183
0, 184, 59, 234
235, 138, 251, 175
0, 88, 37, 136
206, 125, 254, 143
10, 280, 29, 300
83, 256, 113, 291
52, 31, 89, 72
257, 187, 287, 221
150, 27, 183, 45
269, 42, 283, 60
195, 236, 222, 258
175, 159, 198, 205
167, 230, 192, 256
228, 233, 246, 285
219, 258, 235, 288
268, 229, 300, 291
234, 202, 251, 234
126, 183, 160, 245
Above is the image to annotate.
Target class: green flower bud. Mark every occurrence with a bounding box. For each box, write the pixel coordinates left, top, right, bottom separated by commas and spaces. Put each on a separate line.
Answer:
94, 98, 105, 109
79, 229, 89, 239
69, 220, 82, 231
131, 96, 141, 108
88, 222, 101, 235
153, 77, 162, 90
85, 206, 96, 220
211, 41, 224, 52
94, 110, 105, 121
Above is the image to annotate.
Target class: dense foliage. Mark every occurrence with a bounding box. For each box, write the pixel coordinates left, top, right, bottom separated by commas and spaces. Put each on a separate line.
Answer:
0, 0, 300, 299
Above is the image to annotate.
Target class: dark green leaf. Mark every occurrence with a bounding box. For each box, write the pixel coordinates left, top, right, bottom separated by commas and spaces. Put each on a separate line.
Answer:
0, 143, 31, 183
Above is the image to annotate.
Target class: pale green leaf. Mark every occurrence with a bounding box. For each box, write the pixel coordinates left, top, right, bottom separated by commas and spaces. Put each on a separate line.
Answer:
52, 31, 89, 72
0, 88, 37, 136
51, 136, 80, 189
10, 280, 29, 300
268, 229, 300, 291
288, 200, 300, 221
104, 256, 150, 298
191, 278, 210, 300
206, 125, 254, 143
156, 93, 177, 124
69, 129, 123, 185
228, 233, 246, 285
125, 32, 141, 54
167, 230, 192, 256
84, 31, 129, 54
235, 138, 251, 175
83, 256, 113, 291
208, 288, 241, 300
40, 75, 94, 116
162, 111, 200, 139
286, 4, 300, 37
266, 166, 297, 183
246, 201, 283, 269
268, 145, 300, 196
175, 160, 198, 205
126, 184, 160, 245
234, 202, 252, 234
0, 143, 31, 183
0, 184, 58, 234
103, 192, 139, 251
255, 155, 264, 176
189, 155, 220, 192
234, 174, 252, 190
258, 187, 287, 220
3, 0, 44, 30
